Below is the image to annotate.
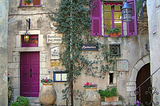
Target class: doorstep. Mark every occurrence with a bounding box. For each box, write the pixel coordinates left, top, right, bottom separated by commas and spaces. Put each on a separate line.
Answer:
101, 101, 122, 106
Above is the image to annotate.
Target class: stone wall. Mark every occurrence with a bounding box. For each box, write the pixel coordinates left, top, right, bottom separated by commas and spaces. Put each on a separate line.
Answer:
147, 0, 160, 103
0, 0, 9, 105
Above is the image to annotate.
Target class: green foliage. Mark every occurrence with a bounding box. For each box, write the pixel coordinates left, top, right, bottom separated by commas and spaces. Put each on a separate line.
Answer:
49, 0, 118, 103
108, 27, 121, 34
25, 0, 31, 4
11, 96, 30, 106
98, 87, 117, 99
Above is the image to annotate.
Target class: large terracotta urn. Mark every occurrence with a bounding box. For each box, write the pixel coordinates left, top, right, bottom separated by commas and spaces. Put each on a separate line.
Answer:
39, 83, 56, 105
81, 87, 101, 106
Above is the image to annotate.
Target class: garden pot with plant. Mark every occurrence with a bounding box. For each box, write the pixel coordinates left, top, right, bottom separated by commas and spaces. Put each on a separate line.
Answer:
98, 87, 119, 102
25, 0, 33, 6
39, 78, 56, 105
108, 27, 121, 37
81, 82, 101, 106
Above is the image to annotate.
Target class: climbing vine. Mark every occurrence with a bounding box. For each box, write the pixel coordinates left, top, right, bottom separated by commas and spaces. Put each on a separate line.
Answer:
50, 0, 119, 105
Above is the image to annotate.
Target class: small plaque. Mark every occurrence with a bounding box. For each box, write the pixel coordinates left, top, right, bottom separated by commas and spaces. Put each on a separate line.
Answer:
51, 62, 60, 67
51, 46, 60, 59
47, 34, 62, 44
82, 44, 98, 51
117, 60, 129, 71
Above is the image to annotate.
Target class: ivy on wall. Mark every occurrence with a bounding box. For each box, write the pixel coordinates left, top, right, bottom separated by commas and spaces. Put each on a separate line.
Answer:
49, 0, 119, 105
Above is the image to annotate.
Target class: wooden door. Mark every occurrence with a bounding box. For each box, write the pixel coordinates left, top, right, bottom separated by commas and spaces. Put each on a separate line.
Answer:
20, 52, 39, 97
136, 63, 152, 105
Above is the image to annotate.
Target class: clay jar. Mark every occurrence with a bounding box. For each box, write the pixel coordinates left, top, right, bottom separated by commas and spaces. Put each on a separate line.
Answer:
39, 83, 56, 105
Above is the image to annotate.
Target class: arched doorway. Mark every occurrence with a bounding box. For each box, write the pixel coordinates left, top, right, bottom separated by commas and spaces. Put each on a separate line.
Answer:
136, 63, 152, 105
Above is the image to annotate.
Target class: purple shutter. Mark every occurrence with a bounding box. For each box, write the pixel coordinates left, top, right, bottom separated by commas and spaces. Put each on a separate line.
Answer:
127, 0, 137, 36
91, 0, 102, 36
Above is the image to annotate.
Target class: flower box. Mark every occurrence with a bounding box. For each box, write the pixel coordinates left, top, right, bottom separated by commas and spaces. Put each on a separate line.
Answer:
105, 96, 119, 102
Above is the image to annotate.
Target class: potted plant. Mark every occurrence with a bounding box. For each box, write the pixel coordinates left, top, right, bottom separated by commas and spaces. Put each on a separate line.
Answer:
10, 96, 30, 106
108, 27, 121, 37
25, 0, 33, 6
98, 87, 119, 102
39, 78, 56, 105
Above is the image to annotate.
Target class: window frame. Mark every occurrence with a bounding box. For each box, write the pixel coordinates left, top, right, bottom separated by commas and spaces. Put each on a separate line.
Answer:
53, 71, 68, 82
103, 2, 124, 37
20, 0, 41, 7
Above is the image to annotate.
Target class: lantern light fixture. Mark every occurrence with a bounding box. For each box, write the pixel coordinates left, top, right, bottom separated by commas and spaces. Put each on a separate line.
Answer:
24, 18, 31, 44
122, 1, 132, 22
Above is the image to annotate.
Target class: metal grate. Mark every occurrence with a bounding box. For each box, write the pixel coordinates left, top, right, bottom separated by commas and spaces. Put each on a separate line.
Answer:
109, 44, 121, 56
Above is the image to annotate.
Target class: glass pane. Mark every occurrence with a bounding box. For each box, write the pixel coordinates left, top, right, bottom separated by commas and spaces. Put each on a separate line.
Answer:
104, 5, 111, 11
104, 12, 112, 19
104, 20, 112, 35
114, 12, 121, 19
104, 20, 112, 28
114, 19, 122, 27
119, 28, 122, 35
114, 5, 121, 11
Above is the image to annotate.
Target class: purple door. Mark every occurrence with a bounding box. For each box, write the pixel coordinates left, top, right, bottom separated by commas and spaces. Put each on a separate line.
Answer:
20, 52, 39, 97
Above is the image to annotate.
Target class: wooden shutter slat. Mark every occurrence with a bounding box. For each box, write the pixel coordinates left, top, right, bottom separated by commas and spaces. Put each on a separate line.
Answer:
127, 0, 137, 36
91, 0, 102, 36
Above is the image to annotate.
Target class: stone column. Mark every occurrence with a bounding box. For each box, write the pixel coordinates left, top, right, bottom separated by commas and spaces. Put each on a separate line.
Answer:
0, 0, 9, 106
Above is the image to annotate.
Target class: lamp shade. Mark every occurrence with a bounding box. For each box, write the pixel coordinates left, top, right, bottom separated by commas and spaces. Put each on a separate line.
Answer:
24, 34, 30, 43
122, 1, 132, 22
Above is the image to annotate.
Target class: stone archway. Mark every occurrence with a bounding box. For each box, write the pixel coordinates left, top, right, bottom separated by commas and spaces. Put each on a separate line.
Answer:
126, 55, 150, 105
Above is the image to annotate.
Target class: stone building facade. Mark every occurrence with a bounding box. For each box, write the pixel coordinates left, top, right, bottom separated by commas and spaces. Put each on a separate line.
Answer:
0, 0, 9, 106
8, 0, 150, 105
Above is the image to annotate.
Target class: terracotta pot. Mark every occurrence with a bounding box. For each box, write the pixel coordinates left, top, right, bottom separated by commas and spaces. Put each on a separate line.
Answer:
81, 87, 101, 106
105, 96, 119, 102
39, 83, 56, 105
109, 33, 119, 37
26, 2, 33, 6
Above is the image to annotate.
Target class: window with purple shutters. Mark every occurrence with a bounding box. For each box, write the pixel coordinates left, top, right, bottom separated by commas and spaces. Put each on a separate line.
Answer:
90, 0, 137, 37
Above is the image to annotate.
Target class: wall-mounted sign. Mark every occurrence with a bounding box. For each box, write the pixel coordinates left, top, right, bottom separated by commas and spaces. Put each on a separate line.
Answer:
51, 61, 60, 67
117, 60, 129, 71
82, 44, 98, 51
51, 46, 60, 59
53, 71, 67, 82
47, 34, 62, 44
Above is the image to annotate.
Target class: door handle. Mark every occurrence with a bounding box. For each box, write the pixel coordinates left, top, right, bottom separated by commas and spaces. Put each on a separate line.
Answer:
30, 69, 32, 78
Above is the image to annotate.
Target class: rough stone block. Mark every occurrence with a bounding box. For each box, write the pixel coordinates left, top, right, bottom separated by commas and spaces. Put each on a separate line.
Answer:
8, 63, 19, 69
12, 77, 20, 89
130, 68, 138, 82
142, 55, 150, 64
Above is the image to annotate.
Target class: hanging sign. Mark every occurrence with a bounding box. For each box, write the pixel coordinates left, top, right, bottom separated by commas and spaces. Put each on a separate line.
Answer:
82, 44, 98, 51
47, 34, 62, 44
51, 46, 60, 59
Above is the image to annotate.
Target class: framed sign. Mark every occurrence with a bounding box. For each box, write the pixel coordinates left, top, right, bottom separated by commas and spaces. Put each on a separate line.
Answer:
117, 60, 129, 71
53, 71, 67, 82
51, 46, 60, 59
47, 34, 62, 44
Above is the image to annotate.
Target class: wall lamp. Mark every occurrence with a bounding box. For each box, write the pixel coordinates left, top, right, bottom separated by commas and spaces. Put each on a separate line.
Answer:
24, 18, 31, 43
122, 1, 132, 22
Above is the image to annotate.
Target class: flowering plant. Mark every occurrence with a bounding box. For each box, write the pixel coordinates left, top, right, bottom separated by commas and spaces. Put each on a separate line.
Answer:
41, 77, 53, 83
132, 100, 144, 106
83, 82, 97, 88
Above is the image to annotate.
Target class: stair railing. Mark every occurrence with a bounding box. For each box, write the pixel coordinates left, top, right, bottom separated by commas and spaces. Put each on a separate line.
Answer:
134, 67, 160, 106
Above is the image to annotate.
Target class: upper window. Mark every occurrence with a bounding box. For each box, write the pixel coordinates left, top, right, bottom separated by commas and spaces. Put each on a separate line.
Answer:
104, 3, 123, 36
91, 0, 137, 37
20, 0, 41, 6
